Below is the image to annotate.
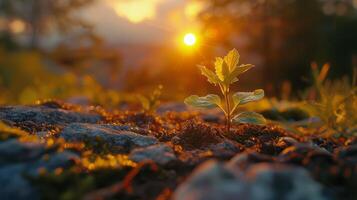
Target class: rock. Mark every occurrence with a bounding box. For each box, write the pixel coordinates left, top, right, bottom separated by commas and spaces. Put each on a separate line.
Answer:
258, 141, 277, 155
0, 164, 39, 200
302, 151, 336, 183
0, 139, 47, 164
278, 143, 330, 164
275, 137, 299, 149
173, 160, 244, 200
98, 124, 131, 131
208, 140, 242, 158
200, 109, 224, 123
171, 136, 180, 145
227, 152, 274, 173
178, 150, 215, 166
335, 145, 357, 165
244, 163, 326, 200
129, 144, 177, 165
173, 157, 326, 200
60, 123, 158, 153
0, 150, 79, 200
0, 105, 101, 127
244, 139, 255, 147
27, 151, 79, 176
302, 150, 335, 167
311, 137, 337, 153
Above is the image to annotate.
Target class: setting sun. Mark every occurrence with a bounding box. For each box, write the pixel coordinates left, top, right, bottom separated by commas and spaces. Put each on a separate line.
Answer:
183, 33, 197, 46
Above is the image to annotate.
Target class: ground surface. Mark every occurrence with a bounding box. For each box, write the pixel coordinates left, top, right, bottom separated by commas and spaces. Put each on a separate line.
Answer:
0, 101, 356, 200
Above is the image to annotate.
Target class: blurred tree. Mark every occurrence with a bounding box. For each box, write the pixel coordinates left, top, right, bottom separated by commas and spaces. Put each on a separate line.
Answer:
0, 0, 123, 104
0, 0, 95, 49
199, 0, 357, 93
50, 33, 122, 86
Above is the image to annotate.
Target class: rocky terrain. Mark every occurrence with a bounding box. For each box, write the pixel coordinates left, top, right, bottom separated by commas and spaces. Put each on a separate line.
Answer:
0, 102, 356, 200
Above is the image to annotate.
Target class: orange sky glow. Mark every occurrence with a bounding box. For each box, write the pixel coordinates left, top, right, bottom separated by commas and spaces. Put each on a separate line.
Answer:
79, 0, 205, 45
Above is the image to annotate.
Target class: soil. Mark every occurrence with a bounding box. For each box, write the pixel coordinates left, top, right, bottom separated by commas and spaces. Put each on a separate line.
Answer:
0, 101, 356, 200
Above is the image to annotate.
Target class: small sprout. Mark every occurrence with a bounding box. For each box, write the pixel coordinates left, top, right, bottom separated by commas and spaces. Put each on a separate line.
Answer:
184, 49, 266, 133
304, 64, 357, 137
137, 85, 163, 113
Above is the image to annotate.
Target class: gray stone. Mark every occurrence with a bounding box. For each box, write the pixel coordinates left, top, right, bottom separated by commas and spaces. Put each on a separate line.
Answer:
0, 164, 39, 200
244, 163, 326, 200
278, 143, 331, 164
174, 159, 326, 200
173, 160, 244, 200
0, 150, 79, 200
335, 144, 357, 164
129, 144, 176, 165
27, 151, 79, 176
208, 140, 241, 158
200, 109, 224, 123
0, 105, 101, 126
60, 123, 158, 152
0, 139, 47, 164
177, 149, 215, 166
227, 152, 274, 173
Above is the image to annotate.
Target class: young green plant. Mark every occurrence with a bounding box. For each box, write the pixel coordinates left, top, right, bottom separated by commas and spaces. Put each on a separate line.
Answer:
304, 64, 357, 137
184, 49, 266, 133
137, 85, 163, 113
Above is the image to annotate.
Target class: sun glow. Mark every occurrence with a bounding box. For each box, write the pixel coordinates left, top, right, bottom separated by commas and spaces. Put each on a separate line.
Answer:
110, 0, 162, 23
183, 33, 197, 46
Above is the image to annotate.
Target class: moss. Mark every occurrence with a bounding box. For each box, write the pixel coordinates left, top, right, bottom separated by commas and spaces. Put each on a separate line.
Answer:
28, 167, 129, 200
0, 121, 28, 141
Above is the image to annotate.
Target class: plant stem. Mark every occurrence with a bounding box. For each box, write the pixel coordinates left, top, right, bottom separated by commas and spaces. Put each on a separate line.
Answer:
224, 89, 231, 133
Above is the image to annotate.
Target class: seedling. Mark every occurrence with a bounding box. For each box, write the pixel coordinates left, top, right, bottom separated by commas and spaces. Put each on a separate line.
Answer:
137, 85, 163, 113
304, 64, 357, 137
185, 49, 266, 133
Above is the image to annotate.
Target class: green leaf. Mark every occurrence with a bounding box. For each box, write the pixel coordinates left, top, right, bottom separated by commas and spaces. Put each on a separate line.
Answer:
224, 48, 240, 71
198, 65, 220, 85
224, 64, 254, 85
233, 64, 254, 76
232, 111, 266, 125
184, 94, 222, 109
232, 89, 264, 106
214, 57, 229, 81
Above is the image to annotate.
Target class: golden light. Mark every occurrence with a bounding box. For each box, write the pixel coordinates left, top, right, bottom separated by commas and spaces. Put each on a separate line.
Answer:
9, 19, 25, 34
110, 0, 162, 23
183, 33, 197, 46
184, 2, 204, 20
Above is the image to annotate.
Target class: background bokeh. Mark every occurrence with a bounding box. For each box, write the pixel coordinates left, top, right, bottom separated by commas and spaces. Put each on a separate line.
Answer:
0, 0, 356, 107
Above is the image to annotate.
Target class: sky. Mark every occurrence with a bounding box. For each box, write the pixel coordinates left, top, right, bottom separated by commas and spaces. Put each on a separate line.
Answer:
80, 0, 204, 45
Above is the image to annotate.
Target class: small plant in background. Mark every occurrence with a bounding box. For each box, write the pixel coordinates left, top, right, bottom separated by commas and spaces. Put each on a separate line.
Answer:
304, 63, 357, 137
184, 49, 266, 133
137, 85, 163, 113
